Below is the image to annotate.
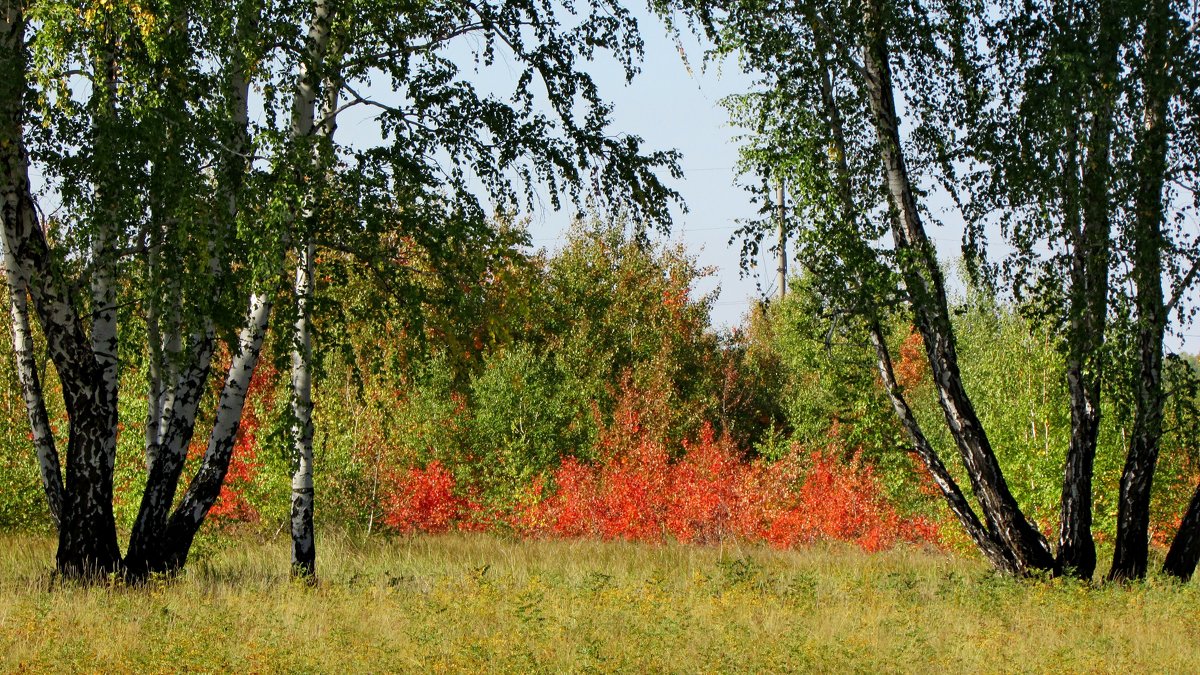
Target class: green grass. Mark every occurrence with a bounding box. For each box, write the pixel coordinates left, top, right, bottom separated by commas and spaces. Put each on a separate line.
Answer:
1, 533, 1198, 673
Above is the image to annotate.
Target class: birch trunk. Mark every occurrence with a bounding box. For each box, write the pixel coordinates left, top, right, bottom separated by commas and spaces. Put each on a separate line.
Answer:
289, 0, 339, 579
869, 323, 1021, 574
0, 4, 65, 518
860, 0, 1056, 574
2, 260, 63, 526
124, 6, 257, 578
1057, 10, 1118, 579
1163, 483, 1200, 580
144, 236, 164, 467
812, 42, 1020, 575
2, 0, 120, 577
133, 0, 335, 576
0, 0, 63, 526
88, 43, 121, 486
144, 292, 272, 573
290, 241, 316, 577
1111, 0, 1173, 581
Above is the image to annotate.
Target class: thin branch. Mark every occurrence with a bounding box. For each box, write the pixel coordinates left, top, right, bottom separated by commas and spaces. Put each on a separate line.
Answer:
1166, 253, 1200, 316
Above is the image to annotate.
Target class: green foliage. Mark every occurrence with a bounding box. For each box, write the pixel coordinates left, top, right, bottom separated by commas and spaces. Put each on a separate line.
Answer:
467, 345, 588, 498
738, 273, 934, 517
759, 278, 896, 455
0, 393, 50, 531
300, 217, 732, 516
536, 220, 722, 446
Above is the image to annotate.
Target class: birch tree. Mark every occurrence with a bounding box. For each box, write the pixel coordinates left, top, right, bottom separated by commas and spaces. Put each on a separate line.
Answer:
669, 0, 1200, 579
3, 0, 680, 580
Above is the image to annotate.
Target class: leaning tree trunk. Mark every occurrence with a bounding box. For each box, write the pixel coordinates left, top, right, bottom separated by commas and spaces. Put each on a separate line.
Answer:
2, 0, 121, 577
132, 0, 335, 577
2, 267, 63, 526
145, 291, 273, 574
1110, 0, 1172, 582
1164, 484, 1200, 580
124, 6, 250, 579
860, 0, 1056, 574
869, 323, 1022, 575
122, 330, 216, 578
0, 0, 62, 530
810, 38, 1021, 576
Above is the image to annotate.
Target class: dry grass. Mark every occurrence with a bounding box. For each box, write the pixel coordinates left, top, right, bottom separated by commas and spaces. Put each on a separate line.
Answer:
1, 532, 1198, 673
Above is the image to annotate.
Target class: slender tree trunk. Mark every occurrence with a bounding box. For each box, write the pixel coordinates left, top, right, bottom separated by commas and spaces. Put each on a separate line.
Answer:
2, 266, 63, 526
134, 0, 335, 576
146, 292, 273, 573
1058, 7, 1118, 580
288, 0, 337, 580
860, 0, 1056, 574
144, 237, 164, 469
88, 41, 121, 491
1057, 118, 1098, 578
775, 180, 786, 299
1111, 0, 1172, 582
0, 12, 63, 516
812, 40, 1020, 575
870, 323, 1022, 574
290, 241, 317, 577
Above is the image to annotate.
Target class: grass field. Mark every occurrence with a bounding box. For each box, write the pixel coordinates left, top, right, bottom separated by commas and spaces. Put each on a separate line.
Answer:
1, 533, 1198, 673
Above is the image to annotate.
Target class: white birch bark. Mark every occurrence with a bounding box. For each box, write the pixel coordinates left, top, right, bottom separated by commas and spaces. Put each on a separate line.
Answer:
89, 49, 121, 489
1, 245, 63, 525
290, 240, 316, 575
168, 290, 272, 529
144, 237, 163, 466
125, 7, 254, 575
0, 10, 60, 514
2, 1, 121, 575
156, 0, 335, 572
859, 0, 1055, 573
289, 0, 338, 578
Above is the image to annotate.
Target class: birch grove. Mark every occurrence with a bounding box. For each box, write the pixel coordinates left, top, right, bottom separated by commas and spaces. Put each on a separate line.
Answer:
667, 0, 1200, 579
1, 0, 679, 580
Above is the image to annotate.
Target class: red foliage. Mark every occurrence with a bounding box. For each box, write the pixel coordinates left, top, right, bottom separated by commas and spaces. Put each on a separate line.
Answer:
376, 417, 942, 552
380, 460, 469, 533
893, 328, 927, 390
520, 425, 940, 552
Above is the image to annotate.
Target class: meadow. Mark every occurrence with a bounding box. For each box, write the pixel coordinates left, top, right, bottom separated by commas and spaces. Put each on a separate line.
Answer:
1, 533, 1197, 673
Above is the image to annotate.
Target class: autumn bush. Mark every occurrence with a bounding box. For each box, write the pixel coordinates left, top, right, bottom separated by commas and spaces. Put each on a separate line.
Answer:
376, 382, 942, 553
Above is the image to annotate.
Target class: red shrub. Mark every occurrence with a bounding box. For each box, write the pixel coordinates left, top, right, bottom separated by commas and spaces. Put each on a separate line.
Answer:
381, 461, 468, 533
372, 384, 942, 552
520, 424, 941, 552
